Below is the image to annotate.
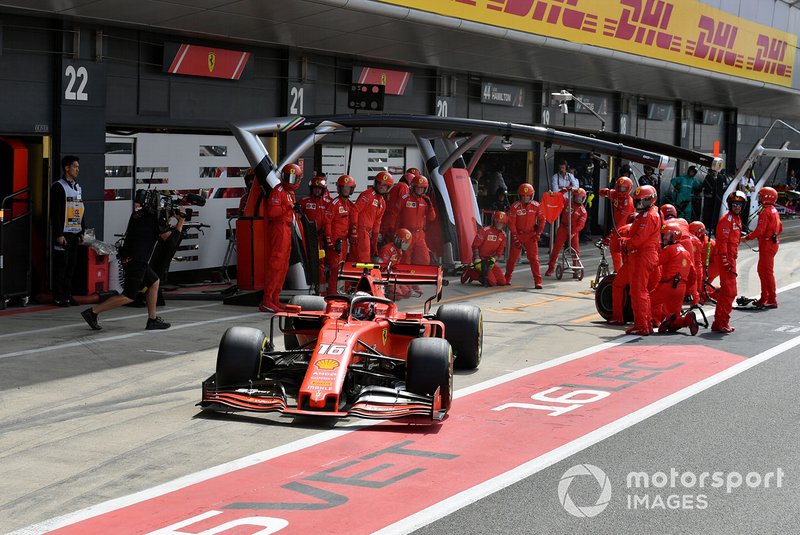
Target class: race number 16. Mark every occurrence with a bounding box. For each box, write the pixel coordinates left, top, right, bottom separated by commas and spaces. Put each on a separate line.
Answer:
492, 387, 610, 416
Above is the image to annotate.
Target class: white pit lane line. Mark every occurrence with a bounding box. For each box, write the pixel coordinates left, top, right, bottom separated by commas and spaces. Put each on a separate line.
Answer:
0, 309, 263, 360
0, 303, 220, 341
11, 281, 800, 534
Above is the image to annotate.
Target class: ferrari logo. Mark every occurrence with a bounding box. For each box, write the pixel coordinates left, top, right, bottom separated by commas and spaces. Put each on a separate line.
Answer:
382, 328, 388, 345
380, 72, 387, 85
208, 52, 216, 73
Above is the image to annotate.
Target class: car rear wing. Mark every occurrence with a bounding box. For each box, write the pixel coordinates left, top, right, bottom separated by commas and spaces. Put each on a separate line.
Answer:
338, 262, 446, 313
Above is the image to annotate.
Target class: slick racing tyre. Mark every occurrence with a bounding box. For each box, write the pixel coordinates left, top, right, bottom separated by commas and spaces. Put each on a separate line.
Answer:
406, 337, 453, 411
283, 295, 326, 351
216, 326, 270, 387
435, 304, 483, 370
594, 273, 633, 322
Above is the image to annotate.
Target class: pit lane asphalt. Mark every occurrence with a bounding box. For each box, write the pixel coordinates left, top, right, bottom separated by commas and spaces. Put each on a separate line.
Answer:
1, 220, 799, 533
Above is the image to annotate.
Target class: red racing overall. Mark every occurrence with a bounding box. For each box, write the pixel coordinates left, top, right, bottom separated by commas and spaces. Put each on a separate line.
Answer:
352, 187, 386, 262
505, 199, 545, 286
745, 204, 782, 307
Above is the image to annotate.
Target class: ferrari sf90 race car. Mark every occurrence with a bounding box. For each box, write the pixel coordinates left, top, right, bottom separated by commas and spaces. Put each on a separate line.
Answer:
200, 263, 483, 421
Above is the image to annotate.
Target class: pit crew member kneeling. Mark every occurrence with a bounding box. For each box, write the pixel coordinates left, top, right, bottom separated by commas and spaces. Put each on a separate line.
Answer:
461, 211, 508, 287
651, 222, 699, 336
81, 190, 175, 331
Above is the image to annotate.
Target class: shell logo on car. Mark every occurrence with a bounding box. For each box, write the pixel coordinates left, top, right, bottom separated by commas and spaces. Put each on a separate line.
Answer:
315, 359, 340, 370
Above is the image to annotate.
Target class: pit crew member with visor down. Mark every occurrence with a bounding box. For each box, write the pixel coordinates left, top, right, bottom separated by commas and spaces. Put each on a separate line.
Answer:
504, 183, 545, 288
650, 222, 699, 336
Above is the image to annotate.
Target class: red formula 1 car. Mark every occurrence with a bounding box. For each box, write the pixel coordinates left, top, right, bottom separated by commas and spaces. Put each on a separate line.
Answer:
200, 263, 483, 421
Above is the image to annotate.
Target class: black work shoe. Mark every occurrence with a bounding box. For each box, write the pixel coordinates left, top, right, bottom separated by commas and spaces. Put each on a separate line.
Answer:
81, 308, 102, 330
146, 316, 171, 330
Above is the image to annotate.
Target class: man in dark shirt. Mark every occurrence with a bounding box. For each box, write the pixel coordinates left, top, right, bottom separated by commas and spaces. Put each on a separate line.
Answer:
81, 190, 179, 330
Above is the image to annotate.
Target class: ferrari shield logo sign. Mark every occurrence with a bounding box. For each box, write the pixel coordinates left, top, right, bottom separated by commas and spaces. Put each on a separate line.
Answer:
208, 52, 216, 73
382, 328, 388, 346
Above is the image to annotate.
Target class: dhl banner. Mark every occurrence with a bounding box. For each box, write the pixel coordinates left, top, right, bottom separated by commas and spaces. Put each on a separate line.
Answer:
373, 0, 796, 87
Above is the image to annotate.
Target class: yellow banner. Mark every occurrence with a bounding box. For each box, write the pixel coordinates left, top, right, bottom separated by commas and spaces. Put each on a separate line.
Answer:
374, 0, 796, 87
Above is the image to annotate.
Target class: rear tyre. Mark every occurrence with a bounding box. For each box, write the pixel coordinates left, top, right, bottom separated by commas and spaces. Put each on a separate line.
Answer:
283, 295, 326, 350
406, 337, 453, 411
435, 304, 483, 370
216, 326, 270, 387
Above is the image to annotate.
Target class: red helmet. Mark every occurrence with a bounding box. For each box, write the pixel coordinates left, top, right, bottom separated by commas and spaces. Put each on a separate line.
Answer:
492, 211, 508, 226
374, 171, 394, 187
660, 204, 677, 220
617, 223, 632, 238
518, 183, 535, 199
336, 174, 356, 196
394, 228, 413, 251
310, 175, 327, 189
661, 222, 682, 245
633, 185, 657, 210
615, 176, 633, 194
406, 167, 421, 176
411, 175, 429, 195
758, 186, 778, 205
572, 188, 587, 204
281, 163, 303, 190
688, 221, 706, 239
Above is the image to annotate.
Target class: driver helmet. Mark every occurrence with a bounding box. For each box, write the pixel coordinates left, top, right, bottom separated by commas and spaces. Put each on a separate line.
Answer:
281, 163, 303, 191
351, 292, 376, 321
394, 228, 413, 251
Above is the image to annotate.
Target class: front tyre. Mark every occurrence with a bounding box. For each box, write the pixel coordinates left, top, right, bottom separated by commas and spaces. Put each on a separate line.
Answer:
216, 326, 271, 387
406, 338, 453, 411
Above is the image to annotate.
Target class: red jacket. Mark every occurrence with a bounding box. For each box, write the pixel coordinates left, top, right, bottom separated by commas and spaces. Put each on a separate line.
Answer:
559, 204, 587, 236
379, 242, 403, 264
325, 196, 357, 244
611, 191, 635, 228
396, 193, 437, 232
381, 180, 411, 235
353, 187, 386, 236
471, 226, 506, 258
508, 200, 545, 238
658, 243, 692, 282
746, 205, 782, 245
627, 206, 661, 253
298, 195, 329, 238
714, 212, 742, 264
266, 184, 295, 227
